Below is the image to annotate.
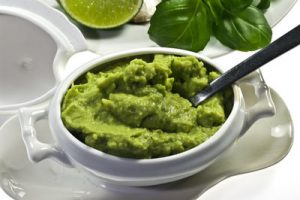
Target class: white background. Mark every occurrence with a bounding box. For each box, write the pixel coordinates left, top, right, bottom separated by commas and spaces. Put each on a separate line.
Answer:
1, 1, 300, 200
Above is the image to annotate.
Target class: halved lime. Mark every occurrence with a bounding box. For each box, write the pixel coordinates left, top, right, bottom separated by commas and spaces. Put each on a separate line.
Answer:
59, 0, 143, 29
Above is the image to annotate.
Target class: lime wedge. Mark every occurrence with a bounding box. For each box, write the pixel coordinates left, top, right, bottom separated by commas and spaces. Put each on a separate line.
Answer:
59, 0, 143, 29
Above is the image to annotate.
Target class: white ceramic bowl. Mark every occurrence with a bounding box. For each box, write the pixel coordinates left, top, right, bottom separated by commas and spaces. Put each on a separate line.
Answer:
0, 0, 87, 122
19, 48, 275, 186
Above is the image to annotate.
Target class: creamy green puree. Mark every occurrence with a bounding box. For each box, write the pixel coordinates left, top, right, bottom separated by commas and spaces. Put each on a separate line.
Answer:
61, 55, 231, 159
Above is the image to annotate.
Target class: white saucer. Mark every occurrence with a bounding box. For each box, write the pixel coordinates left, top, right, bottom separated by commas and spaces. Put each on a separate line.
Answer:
0, 89, 293, 200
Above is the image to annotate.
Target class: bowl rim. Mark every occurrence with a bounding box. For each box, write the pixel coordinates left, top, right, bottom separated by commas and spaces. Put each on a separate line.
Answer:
50, 47, 243, 164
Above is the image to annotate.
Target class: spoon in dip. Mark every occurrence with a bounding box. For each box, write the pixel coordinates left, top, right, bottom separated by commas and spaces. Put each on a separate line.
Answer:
191, 24, 300, 107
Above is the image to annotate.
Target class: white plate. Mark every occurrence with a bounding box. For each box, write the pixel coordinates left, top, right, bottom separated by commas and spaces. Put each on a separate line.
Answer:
0, 89, 293, 200
46, 0, 297, 57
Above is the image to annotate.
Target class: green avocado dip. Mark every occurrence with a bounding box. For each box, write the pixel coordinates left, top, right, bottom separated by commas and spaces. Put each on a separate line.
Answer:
61, 55, 232, 159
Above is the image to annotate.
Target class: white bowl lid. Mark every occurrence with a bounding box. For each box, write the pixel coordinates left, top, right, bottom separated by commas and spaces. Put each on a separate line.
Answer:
0, 0, 87, 115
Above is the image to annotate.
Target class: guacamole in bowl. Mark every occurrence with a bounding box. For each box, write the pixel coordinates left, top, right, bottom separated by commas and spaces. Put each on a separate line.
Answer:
20, 48, 274, 186
61, 54, 232, 159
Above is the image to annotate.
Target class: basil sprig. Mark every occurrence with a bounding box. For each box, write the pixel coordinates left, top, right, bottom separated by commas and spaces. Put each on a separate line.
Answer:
148, 0, 272, 52
148, 0, 212, 51
253, 0, 271, 10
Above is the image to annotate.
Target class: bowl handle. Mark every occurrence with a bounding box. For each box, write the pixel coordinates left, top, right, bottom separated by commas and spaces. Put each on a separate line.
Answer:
18, 103, 73, 167
237, 70, 276, 135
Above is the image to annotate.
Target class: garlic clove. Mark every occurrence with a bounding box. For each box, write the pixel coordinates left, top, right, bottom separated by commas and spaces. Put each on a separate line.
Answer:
132, 0, 162, 23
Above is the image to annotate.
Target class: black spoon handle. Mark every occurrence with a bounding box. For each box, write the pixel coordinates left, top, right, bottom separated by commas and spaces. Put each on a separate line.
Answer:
191, 24, 300, 106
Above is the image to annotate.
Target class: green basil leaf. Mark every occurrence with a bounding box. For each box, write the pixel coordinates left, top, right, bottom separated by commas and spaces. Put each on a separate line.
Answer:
221, 0, 253, 13
254, 0, 271, 10
214, 6, 272, 51
203, 0, 225, 22
148, 0, 212, 52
